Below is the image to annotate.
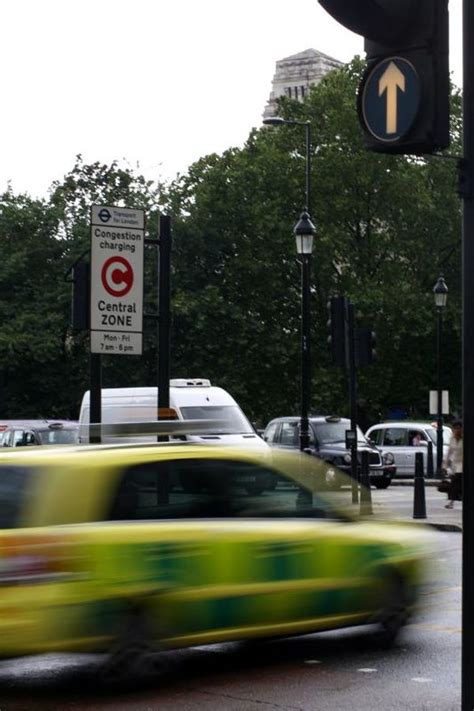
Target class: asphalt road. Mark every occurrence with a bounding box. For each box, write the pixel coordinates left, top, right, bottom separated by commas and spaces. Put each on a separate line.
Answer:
0, 526, 461, 711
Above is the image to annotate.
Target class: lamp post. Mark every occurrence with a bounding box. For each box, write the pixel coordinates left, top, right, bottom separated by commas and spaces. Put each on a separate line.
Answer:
433, 275, 448, 473
263, 117, 315, 452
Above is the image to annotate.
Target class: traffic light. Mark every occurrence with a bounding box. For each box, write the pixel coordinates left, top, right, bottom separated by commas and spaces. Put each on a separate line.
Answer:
327, 295, 348, 367
318, 0, 449, 154
71, 261, 90, 331
356, 327, 377, 366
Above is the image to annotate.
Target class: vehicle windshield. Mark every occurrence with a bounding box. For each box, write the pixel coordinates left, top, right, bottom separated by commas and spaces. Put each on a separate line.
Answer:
37, 429, 78, 445
179, 406, 254, 434
425, 427, 438, 445
313, 422, 367, 445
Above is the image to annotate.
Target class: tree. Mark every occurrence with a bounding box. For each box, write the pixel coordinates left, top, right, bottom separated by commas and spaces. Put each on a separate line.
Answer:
0, 159, 166, 418
165, 58, 462, 425
0, 190, 72, 416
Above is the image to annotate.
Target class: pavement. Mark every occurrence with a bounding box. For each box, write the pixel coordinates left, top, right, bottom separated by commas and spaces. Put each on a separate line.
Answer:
375, 478, 463, 533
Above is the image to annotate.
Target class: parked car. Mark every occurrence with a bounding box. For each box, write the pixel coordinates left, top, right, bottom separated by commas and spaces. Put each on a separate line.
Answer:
365, 421, 450, 477
0, 420, 79, 447
262, 415, 395, 488
0, 440, 430, 675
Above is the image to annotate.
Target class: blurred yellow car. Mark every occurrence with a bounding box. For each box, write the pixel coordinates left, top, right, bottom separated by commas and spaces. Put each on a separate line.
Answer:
0, 442, 430, 676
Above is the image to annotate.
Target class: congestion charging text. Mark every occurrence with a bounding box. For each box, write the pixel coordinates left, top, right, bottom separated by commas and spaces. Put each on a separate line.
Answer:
90, 206, 144, 355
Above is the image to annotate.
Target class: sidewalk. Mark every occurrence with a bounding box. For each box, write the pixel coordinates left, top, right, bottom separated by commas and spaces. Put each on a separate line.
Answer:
371, 480, 463, 532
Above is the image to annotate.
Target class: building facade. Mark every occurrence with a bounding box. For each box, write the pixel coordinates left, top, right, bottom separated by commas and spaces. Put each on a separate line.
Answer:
263, 48, 343, 119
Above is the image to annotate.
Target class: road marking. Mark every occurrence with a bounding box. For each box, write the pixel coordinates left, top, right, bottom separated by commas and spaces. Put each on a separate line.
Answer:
412, 677, 433, 683
407, 622, 461, 634
421, 585, 462, 596
304, 659, 322, 665
358, 668, 378, 673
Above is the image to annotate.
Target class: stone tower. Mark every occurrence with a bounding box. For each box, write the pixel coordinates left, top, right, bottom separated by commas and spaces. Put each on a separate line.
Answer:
263, 48, 343, 119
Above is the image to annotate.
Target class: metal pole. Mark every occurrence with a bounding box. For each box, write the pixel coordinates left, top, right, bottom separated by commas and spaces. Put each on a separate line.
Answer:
462, 1, 474, 707
300, 253, 311, 452
158, 215, 171, 441
348, 302, 359, 504
299, 122, 312, 454
359, 450, 372, 515
436, 306, 444, 472
427, 440, 434, 478
413, 451, 427, 519
305, 122, 311, 213
89, 353, 101, 444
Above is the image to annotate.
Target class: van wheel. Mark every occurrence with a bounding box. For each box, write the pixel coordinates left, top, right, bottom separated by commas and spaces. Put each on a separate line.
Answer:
98, 608, 165, 686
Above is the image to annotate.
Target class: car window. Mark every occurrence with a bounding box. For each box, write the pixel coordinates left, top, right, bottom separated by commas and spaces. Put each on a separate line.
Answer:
108, 458, 336, 521
408, 430, 428, 445
13, 430, 26, 446
383, 428, 408, 446
280, 422, 299, 447
0, 465, 35, 528
313, 422, 366, 445
36, 429, 78, 445
1, 430, 12, 447
424, 427, 438, 444
263, 422, 279, 443
24, 431, 37, 446
368, 428, 383, 446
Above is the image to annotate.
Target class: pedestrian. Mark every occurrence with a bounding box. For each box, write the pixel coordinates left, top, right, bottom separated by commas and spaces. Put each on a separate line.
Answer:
443, 420, 463, 509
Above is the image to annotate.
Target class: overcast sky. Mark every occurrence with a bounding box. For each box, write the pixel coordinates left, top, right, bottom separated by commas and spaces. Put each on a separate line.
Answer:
1, 0, 463, 199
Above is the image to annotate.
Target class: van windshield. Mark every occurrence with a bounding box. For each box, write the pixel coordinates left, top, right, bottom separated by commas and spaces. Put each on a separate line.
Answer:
179, 406, 254, 434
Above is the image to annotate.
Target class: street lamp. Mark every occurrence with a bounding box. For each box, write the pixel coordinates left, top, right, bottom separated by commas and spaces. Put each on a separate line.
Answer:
433, 275, 448, 473
263, 116, 315, 452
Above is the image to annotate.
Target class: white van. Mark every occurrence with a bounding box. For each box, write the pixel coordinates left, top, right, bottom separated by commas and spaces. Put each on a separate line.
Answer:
78, 378, 267, 448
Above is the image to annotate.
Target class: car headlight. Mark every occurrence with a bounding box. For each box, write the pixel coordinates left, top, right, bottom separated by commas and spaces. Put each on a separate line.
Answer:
383, 452, 395, 465
343, 453, 352, 464
325, 468, 337, 484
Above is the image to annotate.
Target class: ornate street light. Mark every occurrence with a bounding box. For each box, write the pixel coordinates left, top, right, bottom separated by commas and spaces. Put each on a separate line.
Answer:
263, 117, 315, 452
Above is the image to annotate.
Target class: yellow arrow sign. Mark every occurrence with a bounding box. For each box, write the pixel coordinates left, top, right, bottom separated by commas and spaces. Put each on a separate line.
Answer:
378, 61, 406, 135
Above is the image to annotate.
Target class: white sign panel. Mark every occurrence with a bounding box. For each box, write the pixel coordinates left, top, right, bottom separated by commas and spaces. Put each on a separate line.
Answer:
91, 205, 145, 230
90, 205, 144, 355
429, 390, 449, 415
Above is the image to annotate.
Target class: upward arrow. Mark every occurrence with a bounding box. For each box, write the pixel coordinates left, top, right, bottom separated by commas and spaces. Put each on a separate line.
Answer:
378, 61, 406, 135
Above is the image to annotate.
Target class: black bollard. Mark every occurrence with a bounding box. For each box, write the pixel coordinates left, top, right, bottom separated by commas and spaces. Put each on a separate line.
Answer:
359, 450, 373, 515
427, 440, 434, 479
413, 451, 427, 519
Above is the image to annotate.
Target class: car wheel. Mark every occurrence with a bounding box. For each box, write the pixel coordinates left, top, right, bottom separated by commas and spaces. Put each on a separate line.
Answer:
374, 480, 391, 489
98, 607, 165, 686
375, 574, 410, 647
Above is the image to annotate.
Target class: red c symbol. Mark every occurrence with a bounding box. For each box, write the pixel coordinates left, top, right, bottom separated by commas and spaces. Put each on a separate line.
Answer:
101, 257, 134, 297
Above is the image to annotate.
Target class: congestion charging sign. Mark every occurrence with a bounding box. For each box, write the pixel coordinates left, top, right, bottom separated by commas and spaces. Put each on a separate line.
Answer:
90, 205, 144, 355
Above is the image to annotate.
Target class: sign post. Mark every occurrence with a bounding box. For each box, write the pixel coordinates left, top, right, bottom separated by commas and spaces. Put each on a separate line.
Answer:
90, 205, 145, 356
